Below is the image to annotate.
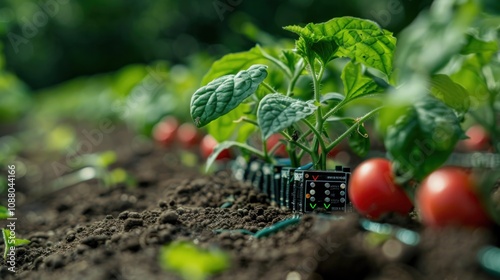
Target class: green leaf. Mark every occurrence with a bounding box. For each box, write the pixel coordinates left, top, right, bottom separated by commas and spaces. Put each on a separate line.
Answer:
191, 65, 268, 127
2, 229, 30, 259
257, 94, 317, 140
341, 61, 385, 101
280, 50, 302, 73
342, 119, 370, 158
0, 206, 9, 220
384, 95, 465, 182
285, 17, 396, 75
429, 74, 470, 114
206, 103, 257, 143
310, 40, 339, 65
201, 47, 267, 85
160, 242, 229, 280
460, 34, 498, 55
320, 92, 345, 104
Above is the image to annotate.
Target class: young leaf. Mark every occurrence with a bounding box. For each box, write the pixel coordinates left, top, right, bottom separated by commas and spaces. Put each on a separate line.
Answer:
429, 74, 470, 114
201, 47, 266, 85
2, 229, 30, 259
191, 65, 268, 127
285, 17, 396, 75
341, 61, 385, 101
310, 40, 339, 65
384, 95, 465, 182
342, 119, 370, 158
257, 94, 317, 140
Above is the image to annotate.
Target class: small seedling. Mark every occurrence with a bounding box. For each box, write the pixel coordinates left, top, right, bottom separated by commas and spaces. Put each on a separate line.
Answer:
159, 242, 229, 280
2, 229, 30, 260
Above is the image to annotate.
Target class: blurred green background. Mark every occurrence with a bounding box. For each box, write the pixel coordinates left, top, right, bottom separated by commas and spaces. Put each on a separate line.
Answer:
0, 0, 433, 90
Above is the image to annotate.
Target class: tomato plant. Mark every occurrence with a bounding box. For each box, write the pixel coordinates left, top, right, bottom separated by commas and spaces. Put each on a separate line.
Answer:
190, 17, 394, 170
348, 158, 413, 219
416, 167, 492, 228
200, 135, 232, 160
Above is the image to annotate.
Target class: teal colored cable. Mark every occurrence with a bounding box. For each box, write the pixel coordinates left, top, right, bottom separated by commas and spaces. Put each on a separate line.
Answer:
254, 216, 301, 238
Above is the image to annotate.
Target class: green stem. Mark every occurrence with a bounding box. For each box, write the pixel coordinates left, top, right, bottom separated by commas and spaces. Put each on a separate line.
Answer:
281, 131, 317, 164
286, 59, 306, 97
301, 119, 326, 155
262, 82, 276, 93
262, 139, 270, 162
231, 142, 267, 159
488, 91, 499, 153
310, 63, 326, 169
323, 99, 348, 121
326, 106, 383, 151
257, 45, 292, 78
234, 117, 259, 127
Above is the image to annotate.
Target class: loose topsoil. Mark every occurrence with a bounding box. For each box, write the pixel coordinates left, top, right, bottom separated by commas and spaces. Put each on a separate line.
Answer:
1, 126, 499, 280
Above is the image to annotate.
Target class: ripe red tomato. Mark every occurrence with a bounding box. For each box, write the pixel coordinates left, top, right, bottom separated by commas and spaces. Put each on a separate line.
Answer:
416, 167, 491, 228
459, 125, 491, 151
348, 158, 413, 219
152, 116, 179, 146
200, 135, 232, 160
177, 123, 201, 148
267, 134, 288, 158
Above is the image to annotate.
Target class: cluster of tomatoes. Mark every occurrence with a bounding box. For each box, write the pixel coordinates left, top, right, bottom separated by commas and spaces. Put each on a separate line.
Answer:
152, 116, 232, 160
153, 116, 292, 160
349, 125, 494, 228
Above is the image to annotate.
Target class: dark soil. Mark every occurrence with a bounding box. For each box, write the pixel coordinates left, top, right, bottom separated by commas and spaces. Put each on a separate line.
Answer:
1, 126, 499, 280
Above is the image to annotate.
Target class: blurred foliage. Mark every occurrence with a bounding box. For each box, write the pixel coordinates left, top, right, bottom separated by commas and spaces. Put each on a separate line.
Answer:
0, 0, 433, 90
160, 242, 229, 280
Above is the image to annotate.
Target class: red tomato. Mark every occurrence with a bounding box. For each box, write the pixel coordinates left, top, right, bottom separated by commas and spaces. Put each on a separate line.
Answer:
460, 125, 491, 151
152, 116, 179, 146
177, 123, 201, 148
348, 158, 413, 219
267, 134, 288, 158
416, 167, 491, 228
200, 135, 232, 160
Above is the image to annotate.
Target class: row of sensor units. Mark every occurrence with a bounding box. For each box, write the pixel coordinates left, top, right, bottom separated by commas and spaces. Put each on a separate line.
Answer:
231, 157, 353, 213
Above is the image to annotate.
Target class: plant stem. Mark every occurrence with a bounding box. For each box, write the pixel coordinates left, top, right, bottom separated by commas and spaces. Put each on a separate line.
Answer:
262, 138, 270, 162
488, 91, 499, 153
261, 82, 276, 93
228, 141, 267, 160
257, 45, 292, 78
234, 117, 259, 127
326, 106, 383, 151
310, 62, 326, 169
286, 59, 306, 97
323, 99, 348, 121
301, 119, 326, 158
281, 131, 317, 165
